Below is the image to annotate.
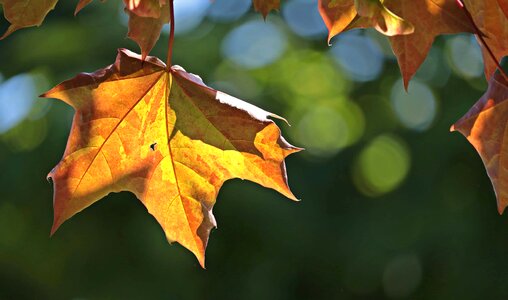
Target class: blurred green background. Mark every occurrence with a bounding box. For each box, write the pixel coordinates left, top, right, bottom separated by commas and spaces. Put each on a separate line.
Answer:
1, 0, 507, 299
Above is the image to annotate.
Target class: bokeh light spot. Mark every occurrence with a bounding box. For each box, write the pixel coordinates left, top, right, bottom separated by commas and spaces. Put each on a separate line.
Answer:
173, 0, 211, 34
293, 101, 364, 158
207, 0, 251, 22
391, 79, 437, 131
0, 74, 36, 134
330, 32, 384, 82
446, 34, 483, 79
289, 61, 341, 97
222, 20, 286, 69
282, 0, 327, 38
353, 134, 410, 196
1, 119, 48, 152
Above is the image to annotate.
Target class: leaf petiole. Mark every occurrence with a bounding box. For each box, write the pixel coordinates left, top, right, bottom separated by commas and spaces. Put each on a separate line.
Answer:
456, 0, 508, 81
166, 0, 175, 70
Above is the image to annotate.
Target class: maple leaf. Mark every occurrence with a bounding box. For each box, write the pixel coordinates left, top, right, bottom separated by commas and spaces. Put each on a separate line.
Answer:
464, 0, 508, 80
72, 0, 168, 59
41, 49, 300, 267
253, 0, 280, 18
0, 0, 58, 39
498, 0, 508, 19
318, 0, 413, 43
124, 0, 166, 18
319, 0, 474, 88
318, 0, 357, 41
75, 0, 93, 15
349, 0, 415, 37
126, 1, 169, 60
451, 70, 508, 214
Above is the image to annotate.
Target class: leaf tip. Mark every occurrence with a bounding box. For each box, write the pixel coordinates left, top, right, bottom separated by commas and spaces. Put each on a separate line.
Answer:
39, 87, 58, 99
327, 34, 334, 46
269, 113, 292, 126
194, 252, 206, 269
498, 202, 506, 215
50, 220, 61, 237
403, 81, 409, 91
0, 25, 18, 40
199, 259, 206, 269
291, 195, 302, 202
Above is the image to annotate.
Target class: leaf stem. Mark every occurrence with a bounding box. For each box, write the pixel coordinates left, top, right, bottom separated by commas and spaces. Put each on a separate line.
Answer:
455, 0, 508, 81
166, 0, 175, 69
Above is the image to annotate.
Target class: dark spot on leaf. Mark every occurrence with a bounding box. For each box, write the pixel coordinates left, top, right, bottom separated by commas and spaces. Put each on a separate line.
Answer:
150, 143, 157, 151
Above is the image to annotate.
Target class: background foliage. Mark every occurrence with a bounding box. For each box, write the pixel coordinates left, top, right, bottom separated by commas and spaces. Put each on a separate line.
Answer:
1, 0, 507, 299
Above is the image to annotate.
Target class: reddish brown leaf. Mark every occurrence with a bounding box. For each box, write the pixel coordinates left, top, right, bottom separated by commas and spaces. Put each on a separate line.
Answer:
465, 0, 508, 80
498, 0, 508, 19
41, 49, 300, 266
452, 71, 508, 214
351, 0, 414, 37
386, 0, 474, 88
123, 0, 166, 18
72, 0, 168, 59
318, 0, 357, 42
126, 1, 169, 60
0, 0, 58, 39
319, 0, 474, 88
253, 0, 281, 18
319, 0, 413, 43
75, 0, 93, 15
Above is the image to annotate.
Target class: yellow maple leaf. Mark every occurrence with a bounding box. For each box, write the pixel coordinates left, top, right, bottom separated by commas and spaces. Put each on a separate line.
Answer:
42, 49, 301, 267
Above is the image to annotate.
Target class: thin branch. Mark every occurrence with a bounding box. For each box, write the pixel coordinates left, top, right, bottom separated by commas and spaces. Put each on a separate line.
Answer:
456, 0, 508, 81
166, 0, 175, 69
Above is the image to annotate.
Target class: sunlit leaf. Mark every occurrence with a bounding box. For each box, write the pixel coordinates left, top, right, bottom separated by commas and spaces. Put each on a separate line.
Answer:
319, 0, 474, 88
126, 1, 169, 60
498, 0, 508, 19
0, 0, 58, 39
42, 49, 300, 266
452, 71, 508, 214
465, 0, 508, 80
75, 0, 93, 15
253, 0, 280, 18
319, 0, 413, 43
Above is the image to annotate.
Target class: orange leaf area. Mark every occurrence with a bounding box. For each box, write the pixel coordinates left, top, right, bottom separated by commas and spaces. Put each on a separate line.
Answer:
42, 49, 301, 267
253, 0, 281, 18
452, 71, 508, 214
319, 0, 413, 42
498, 0, 508, 19
0, 0, 58, 39
319, 0, 474, 88
123, 0, 166, 18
